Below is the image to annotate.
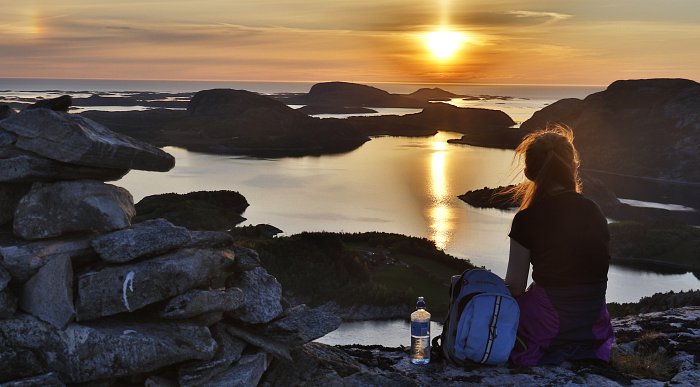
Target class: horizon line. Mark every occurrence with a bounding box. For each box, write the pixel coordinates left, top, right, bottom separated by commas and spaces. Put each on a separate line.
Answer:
0, 76, 613, 88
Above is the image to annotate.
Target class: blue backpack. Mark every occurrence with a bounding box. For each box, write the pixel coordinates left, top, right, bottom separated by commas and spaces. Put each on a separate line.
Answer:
432, 269, 519, 366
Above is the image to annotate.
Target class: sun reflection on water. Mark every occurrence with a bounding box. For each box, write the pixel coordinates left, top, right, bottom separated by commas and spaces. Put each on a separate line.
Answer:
428, 138, 453, 250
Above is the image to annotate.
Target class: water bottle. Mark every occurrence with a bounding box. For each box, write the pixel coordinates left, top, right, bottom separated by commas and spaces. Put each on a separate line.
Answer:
410, 296, 431, 364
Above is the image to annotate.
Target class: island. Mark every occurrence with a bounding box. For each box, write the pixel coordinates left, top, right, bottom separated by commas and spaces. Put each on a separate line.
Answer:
77, 84, 518, 157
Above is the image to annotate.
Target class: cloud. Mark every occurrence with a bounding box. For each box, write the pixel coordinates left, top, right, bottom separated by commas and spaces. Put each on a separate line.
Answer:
507, 10, 573, 24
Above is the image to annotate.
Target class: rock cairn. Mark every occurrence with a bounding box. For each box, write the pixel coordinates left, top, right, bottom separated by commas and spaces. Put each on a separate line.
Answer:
0, 99, 341, 386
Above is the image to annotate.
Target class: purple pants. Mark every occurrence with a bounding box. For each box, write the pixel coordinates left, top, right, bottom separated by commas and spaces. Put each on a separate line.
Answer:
510, 282, 614, 366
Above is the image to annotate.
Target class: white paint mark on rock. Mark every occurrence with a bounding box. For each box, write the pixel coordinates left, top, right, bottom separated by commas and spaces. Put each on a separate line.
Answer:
122, 271, 135, 311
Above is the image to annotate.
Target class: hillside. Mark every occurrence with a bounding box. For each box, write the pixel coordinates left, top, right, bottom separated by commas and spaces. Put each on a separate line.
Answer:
521, 79, 700, 183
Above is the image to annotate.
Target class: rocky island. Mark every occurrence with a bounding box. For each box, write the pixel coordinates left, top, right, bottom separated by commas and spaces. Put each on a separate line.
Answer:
74, 83, 515, 157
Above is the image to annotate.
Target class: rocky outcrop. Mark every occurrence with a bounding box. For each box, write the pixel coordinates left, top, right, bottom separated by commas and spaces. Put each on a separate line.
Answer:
521, 78, 700, 183
26, 95, 72, 112
91, 218, 192, 263
0, 109, 342, 385
0, 235, 95, 282
13, 180, 135, 240
458, 185, 519, 210
160, 287, 245, 319
188, 88, 297, 117
74, 248, 237, 321
288, 81, 425, 108
19, 255, 74, 329
345, 102, 516, 138
0, 104, 15, 120
407, 87, 465, 102
0, 154, 129, 183
263, 307, 700, 386
2, 107, 175, 172
0, 184, 30, 225
228, 267, 283, 324
134, 190, 249, 231
0, 96, 175, 187
416, 102, 515, 131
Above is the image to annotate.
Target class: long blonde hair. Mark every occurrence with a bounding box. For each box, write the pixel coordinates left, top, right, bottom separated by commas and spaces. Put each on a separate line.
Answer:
508, 125, 582, 210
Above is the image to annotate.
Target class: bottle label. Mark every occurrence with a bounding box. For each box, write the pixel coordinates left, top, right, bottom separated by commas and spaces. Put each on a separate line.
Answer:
411, 320, 429, 336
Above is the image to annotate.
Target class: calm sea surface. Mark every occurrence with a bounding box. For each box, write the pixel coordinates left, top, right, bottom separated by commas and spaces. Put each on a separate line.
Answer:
3, 79, 698, 346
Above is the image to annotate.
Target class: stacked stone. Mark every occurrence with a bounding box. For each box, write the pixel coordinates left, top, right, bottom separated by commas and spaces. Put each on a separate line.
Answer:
0, 99, 341, 386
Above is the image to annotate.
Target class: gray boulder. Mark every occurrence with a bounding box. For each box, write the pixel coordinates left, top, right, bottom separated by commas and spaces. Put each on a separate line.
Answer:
91, 218, 191, 263
185, 311, 225, 327
230, 245, 261, 271
0, 109, 175, 172
260, 342, 363, 386
0, 314, 66, 382
229, 267, 282, 324
0, 184, 30, 225
62, 320, 217, 383
0, 154, 128, 183
0, 234, 95, 283
0, 372, 64, 387
178, 324, 247, 387
224, 324, 292, 361
13, 180, 135, 240
0, 266, 10, 291
0, 315, 218, 384
19, 255, 74, 329
144, 376, 177, 387
75, 248, 236, 321
160, 287, 245, 319
0, 104, 15, 120
261, 304, 342, 346
0, 289, 17, 319
205, 352, 270, 387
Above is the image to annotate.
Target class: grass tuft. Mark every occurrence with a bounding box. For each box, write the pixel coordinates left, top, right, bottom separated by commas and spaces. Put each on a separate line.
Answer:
611, 349, 676, 381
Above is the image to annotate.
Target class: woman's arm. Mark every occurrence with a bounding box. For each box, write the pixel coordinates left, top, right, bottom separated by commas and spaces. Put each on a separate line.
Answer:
505, 238, 531, 297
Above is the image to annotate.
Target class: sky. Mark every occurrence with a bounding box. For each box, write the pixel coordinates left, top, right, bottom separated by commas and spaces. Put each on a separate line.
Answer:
1, 0, 699, 85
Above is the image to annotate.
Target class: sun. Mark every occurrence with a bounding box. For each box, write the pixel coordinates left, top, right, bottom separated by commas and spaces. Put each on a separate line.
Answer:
424, 29, 467, 60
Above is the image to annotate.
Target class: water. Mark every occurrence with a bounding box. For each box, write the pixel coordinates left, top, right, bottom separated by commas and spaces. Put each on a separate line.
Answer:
116, 139, 700, 305
2, 79, 698, 346
619, 199, 696, 212
320, 320, 442, 347
410, 336, 431, 364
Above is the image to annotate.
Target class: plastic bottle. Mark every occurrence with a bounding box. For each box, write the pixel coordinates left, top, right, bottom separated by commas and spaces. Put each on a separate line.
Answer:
410, 296, 431, 364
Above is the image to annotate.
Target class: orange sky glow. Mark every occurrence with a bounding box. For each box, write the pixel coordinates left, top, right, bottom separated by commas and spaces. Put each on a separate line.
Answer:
1, 0, 699, 85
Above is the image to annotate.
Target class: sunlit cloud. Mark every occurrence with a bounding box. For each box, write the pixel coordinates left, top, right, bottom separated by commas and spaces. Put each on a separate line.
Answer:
0, 1, 698, 84
507, 10, 573, 24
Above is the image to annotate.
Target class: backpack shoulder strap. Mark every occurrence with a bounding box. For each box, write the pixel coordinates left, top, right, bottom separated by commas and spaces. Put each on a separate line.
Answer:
431, 335, 443, 362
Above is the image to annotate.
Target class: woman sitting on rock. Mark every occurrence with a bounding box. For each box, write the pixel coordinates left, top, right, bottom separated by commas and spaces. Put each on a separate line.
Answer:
505, 125, 614, 366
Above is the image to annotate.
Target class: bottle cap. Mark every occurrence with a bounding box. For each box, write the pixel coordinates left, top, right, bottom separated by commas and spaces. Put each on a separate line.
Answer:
416, 296, 426, 309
